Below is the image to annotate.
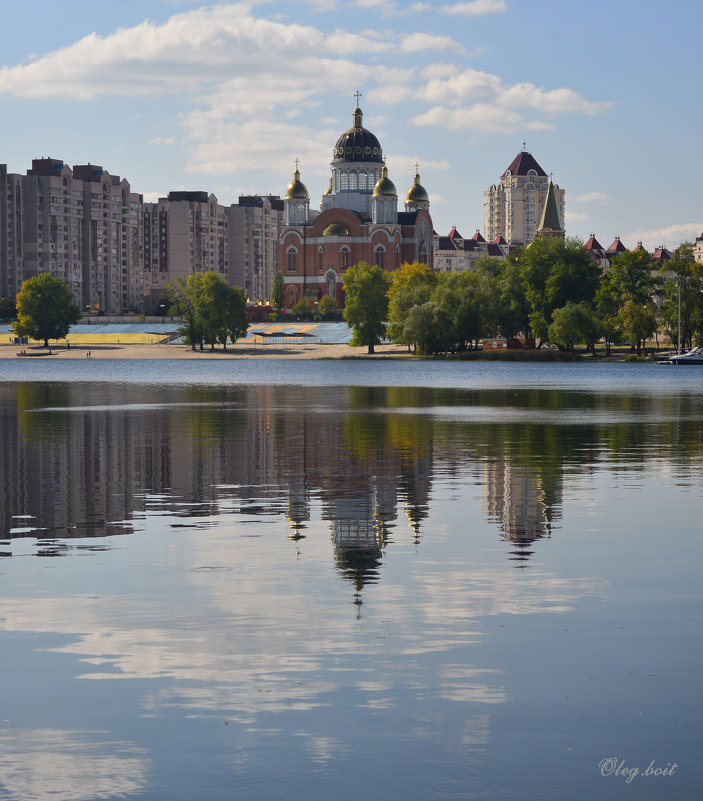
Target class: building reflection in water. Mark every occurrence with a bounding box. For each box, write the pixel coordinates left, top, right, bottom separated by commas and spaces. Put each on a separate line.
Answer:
2, 381, 698, 586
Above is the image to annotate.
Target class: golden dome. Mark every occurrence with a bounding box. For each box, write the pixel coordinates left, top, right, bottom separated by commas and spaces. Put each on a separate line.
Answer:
322, 222, 349, 237
406, 172, 429, 203
285, 168, 309, 200
373, 166, 397, 198
323, 176, 333, 196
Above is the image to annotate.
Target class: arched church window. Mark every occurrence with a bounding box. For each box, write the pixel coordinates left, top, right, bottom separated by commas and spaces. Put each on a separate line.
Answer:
286, 247, 298, 272
350, 173, 358, 190
340, 246, 350, 270
374, 246, 385, 269
340, 172, 349, 191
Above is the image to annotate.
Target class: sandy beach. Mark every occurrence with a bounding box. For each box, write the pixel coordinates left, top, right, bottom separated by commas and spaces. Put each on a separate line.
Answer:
1, 340, 411, 360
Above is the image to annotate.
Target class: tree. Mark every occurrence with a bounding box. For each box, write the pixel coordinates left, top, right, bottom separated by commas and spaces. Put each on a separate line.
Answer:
292, 298, 314, 319
548, 302, 599, 352
402, 301, 453, 355
167, 272, 248, 351
13, 274, 81, 347
225, 285, 249, 346
620, 301, 657, 356
271, 272, 285, 313
432, 271, 484, 351
387, 262, 437, 349
317, 294, 338, 320
609, 249, 658, 306
0, 297, 17, 321
594, 272, 623, 356
658, 244, 703, 349
519, 236, 600, 344
343, 261, 391, 353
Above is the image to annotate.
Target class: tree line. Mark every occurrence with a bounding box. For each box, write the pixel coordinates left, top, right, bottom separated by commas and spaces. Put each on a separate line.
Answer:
342, 237, 703, 355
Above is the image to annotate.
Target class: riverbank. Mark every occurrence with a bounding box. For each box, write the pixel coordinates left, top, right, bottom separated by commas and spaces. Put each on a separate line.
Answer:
1, 341, 410, 359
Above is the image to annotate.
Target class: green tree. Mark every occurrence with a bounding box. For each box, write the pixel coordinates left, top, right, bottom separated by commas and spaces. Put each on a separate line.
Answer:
658, 244, 703, 349
620, 300, 657, 356
317, 294, 338, 320
387, 262, 437, 349
167, 276, 203, 351
225, 285, 249, 346
548, 302, 599, 352
432, 271, 483, 351
13, 274, 81, 347
343, 261, 391, 353
271, 272, 285, 313
0, 297, 17, 320
167, 272, 248, 351
496, 255, 530, 338
402, 301, 453, 355
519, 236, 600, 344
292, 298, 314, 319
609, 248, 658, 306
594, 272, 624, 356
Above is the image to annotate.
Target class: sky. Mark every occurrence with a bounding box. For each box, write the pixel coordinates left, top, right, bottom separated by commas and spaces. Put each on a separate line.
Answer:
0, 0, 700, 251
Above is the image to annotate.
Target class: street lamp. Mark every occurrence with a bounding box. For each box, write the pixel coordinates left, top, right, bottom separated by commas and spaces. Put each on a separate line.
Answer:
159, 303, 165, 324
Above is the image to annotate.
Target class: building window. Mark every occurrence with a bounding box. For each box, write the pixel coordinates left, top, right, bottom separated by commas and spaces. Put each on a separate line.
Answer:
340, 173, 349, 191
375, 248, 385, 269
340, 248, 349, 270
287, 249, 297, 271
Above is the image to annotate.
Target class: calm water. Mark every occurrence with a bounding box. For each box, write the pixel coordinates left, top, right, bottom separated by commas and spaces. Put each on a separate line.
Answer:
0, 360, 701, 800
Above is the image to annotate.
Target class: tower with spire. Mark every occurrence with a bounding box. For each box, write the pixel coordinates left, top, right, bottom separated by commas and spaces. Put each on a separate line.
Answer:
484, 147, 565, 246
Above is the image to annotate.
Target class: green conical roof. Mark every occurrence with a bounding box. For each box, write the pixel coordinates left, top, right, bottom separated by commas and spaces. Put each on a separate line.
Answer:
537, 180, 563, 233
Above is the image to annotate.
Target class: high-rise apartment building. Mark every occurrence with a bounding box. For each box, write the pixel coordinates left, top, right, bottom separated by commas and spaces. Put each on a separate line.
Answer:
484, 150, 565, 247
228, 195, 284, 303
143, 191, 228, 311
1, 158, 143, 314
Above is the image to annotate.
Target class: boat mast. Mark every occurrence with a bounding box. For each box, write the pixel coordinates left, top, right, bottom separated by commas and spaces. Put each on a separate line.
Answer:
677, 277, 681, 354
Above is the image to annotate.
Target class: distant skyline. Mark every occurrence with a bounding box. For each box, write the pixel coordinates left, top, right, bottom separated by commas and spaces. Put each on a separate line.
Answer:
1, 0, 700, 250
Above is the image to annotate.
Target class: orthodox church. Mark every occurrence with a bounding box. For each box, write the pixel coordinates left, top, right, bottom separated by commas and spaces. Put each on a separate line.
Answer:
280, 100, 434, 308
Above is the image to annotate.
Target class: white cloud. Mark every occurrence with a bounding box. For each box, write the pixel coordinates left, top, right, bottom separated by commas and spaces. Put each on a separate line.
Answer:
399, 33, 465, 54
624, 223, 703, 251
149, 136, 176, 146
0, 5, 327, 100
565, 211, 589, 224
419, 66, 502, 104
497, 83, 612, 115
573, 191, 608, 204
441, 0, 507, 16
412, 103, 524, 133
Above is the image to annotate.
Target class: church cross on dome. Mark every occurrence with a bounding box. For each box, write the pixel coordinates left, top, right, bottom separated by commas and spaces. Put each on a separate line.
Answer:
354, 90, 362, 107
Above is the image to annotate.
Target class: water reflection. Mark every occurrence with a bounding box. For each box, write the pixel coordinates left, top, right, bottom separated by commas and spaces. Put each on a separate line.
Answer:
2, 382, 702, 577
0, 729, 149, 801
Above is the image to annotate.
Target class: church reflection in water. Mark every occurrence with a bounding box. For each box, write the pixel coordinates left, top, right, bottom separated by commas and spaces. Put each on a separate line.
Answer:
1, 381, 697, 587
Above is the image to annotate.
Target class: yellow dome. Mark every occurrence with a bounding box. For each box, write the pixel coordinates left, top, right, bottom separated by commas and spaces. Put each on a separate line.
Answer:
373, 166, 397, 198
285, 168, 309, 200
322, 222, 349, 237
406, 172, 429, 203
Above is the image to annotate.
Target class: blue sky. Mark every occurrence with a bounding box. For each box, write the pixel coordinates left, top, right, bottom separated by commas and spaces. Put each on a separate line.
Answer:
1, 0, 700, 250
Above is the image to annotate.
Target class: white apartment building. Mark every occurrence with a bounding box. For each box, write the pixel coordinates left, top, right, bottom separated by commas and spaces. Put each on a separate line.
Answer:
227, 195, 284, 303
143, 191, 228, 312
694, 233, 703, 265
1, 158, 143, 314
484, 150, 565, 247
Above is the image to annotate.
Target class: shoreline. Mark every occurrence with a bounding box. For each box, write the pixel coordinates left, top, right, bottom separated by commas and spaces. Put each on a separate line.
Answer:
0, 341, 669, 362
0, 341, 411, 360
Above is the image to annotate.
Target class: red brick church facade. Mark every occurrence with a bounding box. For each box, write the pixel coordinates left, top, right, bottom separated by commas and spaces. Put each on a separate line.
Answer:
280, 102, 433, 309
